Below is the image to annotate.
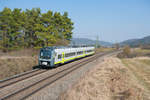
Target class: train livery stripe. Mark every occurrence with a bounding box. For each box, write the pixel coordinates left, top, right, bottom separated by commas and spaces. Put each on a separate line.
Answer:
54, 52, 94, 65
83, 50, 86, 56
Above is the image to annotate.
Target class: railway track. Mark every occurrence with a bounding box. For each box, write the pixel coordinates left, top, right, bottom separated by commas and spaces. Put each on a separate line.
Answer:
0, 51, 119, 100
0, 69, 47, 89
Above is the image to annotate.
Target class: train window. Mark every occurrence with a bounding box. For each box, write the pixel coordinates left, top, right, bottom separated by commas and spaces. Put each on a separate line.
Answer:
86, 50, 93, 53
65, 52, 75, 57
58, 54, 62, 59
77, 51, 83, 55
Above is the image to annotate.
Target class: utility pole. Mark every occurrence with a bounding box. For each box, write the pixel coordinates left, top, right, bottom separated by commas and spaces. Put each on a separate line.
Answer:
96, 35, 99, 48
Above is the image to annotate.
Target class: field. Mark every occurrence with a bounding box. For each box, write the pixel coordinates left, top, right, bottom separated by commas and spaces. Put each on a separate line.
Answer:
122, 57, 150, 95
95, 47, 115, 53
60, 56, 150, 100
132, 48, 150, 57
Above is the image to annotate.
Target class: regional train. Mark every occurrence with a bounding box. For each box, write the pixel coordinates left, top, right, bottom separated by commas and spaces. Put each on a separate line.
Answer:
38, 46, 95, 67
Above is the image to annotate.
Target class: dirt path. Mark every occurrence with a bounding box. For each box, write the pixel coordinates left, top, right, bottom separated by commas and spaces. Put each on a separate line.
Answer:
60, 57, 150, 100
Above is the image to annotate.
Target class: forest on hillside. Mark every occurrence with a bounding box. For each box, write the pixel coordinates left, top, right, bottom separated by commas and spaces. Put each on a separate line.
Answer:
0, 8, 74, 51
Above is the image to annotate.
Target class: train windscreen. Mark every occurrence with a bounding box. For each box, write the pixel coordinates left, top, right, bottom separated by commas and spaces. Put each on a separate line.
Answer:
40, 49, 51, 59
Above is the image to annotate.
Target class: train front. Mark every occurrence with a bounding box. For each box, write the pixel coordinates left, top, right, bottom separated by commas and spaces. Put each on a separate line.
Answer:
38, 47, 54, 67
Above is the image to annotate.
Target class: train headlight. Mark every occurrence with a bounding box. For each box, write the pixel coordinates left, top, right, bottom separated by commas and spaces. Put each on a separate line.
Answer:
42, 62, 48, 65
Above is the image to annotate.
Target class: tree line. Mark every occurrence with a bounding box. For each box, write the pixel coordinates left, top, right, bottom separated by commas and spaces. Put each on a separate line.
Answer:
0, 8, 74, 50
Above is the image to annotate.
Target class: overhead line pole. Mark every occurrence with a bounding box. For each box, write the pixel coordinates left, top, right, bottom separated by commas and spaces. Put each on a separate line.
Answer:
96, 35, 99, 48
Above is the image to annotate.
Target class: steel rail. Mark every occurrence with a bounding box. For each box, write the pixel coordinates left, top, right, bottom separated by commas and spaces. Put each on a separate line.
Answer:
1, 51, 115, 100
0, 69, 47, 89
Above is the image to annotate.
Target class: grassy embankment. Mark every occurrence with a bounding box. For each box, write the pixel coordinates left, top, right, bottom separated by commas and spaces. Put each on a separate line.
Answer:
121, 48, 150, 98
122, 58, 150, 93
59, 48, 150, 100
0, 49, 39, 80
60, 57, 150, 100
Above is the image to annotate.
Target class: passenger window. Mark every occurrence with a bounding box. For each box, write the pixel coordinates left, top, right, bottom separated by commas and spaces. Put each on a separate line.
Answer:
77, 51, 83, 55
86, 50, 93, 53
58, 54, 62, 59
65, 52, 75, 57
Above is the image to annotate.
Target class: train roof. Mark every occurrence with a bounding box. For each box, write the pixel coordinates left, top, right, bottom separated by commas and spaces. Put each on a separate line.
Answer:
40, 46, 95, 50
42, 46, 95, 49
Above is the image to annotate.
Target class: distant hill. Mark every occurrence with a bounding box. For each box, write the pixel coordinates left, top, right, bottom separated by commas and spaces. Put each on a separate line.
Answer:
120, 35, 150, 47
71, 38, 112, 47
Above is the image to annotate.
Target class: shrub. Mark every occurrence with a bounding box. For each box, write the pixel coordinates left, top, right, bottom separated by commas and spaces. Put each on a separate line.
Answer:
117, 45, 131, 58
123, 45, 131, 57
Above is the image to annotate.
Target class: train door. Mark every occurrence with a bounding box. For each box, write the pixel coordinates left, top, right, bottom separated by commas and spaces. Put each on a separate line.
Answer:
50, 50, 55, 67
62, 52, 65, 63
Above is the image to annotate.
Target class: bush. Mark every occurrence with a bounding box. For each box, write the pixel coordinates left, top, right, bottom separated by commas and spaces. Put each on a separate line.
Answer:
123, 46, 131, 57
117, 45, 131, 58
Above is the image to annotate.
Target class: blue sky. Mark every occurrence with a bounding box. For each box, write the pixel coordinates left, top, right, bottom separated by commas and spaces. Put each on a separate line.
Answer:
0, 0, 150, 43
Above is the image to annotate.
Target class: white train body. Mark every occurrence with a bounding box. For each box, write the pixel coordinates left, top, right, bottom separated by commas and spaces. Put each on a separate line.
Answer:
38, 46, 95, 67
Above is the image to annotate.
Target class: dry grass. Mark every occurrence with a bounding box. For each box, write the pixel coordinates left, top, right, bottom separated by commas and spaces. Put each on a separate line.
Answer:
122, 58, 150, 94
132, 48, 150, 57
135, 48, 150, 56
95, 47, 115, 53
0, 48, 39, 80
0, 56, 38, 80
59, 57, 149, 100
0, 48, 39, 57
134, 48, 150, 54
118, 48, 150, 58
0, 49, 39, 80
